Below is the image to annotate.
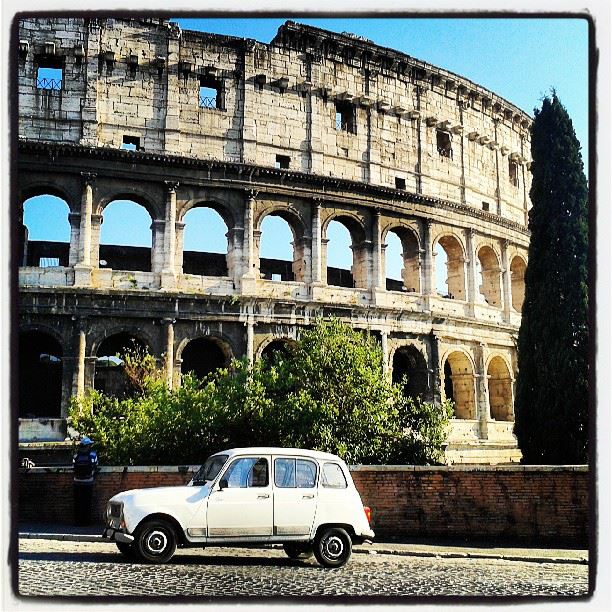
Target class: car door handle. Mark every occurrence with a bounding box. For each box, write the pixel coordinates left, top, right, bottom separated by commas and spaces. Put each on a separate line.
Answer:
257, 494, 270, 499
302, 494, 315, 499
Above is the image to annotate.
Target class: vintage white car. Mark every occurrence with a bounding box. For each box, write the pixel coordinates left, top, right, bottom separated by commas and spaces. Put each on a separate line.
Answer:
103, 447, 374, 567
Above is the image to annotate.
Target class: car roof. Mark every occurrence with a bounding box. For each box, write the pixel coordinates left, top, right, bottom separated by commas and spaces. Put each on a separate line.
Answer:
214, 447, 343, 461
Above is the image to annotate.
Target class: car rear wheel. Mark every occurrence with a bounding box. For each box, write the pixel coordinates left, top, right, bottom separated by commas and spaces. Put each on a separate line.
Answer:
314, 527, 352, 568
283, 543, 314, 560
134, 519, 177, 564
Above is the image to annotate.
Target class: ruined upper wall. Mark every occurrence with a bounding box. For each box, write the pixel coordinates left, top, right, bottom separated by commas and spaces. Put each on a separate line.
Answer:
17, 17, 532, 225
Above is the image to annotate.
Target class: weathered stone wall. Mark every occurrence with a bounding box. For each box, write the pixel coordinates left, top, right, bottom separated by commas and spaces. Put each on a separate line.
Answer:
18, 465, 588, 545
17, 17, 532, 463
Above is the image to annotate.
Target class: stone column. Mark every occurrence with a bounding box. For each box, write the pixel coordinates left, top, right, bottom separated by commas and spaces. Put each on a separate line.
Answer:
151, 220, 166, 275
227, 226, 244, 286
74, 173, 96, 286
311, 199, 323, 284
242, 190, 258, 280
163, 318, 175, 390
422, 220, 434, 311
501, 239, 512, 323
465, 229, 477, 315
428, 331, 442, 405
161, 181, 179, 288
74, 326, 87, 398
474, 343, 490, 439
68, 212, 81, 267
381, 331, 389, 377
246, 319, 254, 365
371, 210, 382, 290
90, 214, 103, 268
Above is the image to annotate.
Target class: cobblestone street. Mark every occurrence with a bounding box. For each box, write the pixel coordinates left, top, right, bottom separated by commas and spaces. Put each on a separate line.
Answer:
17, 538, 589, 599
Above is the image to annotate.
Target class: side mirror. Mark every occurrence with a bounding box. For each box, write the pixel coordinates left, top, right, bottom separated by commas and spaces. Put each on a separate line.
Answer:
218, 479, 228, 490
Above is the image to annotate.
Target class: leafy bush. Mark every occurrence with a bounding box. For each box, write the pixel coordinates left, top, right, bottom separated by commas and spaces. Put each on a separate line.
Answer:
69, 319, 452, 465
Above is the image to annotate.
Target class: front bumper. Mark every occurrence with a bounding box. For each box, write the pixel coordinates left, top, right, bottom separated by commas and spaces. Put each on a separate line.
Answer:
103, 526, 135, 544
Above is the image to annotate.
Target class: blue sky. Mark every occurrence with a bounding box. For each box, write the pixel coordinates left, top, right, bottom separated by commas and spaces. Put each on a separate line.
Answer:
24, 17, 589, 287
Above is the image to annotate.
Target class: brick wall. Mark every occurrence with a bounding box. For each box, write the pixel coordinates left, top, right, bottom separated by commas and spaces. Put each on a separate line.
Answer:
18, 465, 588, 546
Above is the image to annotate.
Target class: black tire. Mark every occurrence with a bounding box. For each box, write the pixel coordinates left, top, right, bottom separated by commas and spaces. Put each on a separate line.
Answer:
283, 543, 314, 560
133, 519, 177, 564
116, 541, 136, 559
314, 527, 352, 568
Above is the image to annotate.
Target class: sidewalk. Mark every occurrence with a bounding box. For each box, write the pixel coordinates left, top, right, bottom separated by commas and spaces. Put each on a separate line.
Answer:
18, 522, 588, 565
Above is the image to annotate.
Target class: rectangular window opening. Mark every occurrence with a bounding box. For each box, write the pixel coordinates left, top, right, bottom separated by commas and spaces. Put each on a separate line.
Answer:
395, 177, 406, 190
509, 161, 519, 186
436, 130, 453, 159
335, 100, 355, 133
275, 155, 290, 170
36, 65, 63, 90
482, 202, 490, 212
271, 273, 282, 282
199, 76, 222, 110
121, 135, 141, 151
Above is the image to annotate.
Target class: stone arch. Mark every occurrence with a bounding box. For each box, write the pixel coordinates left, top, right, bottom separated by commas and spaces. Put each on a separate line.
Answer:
434, 233, 466, 300
510, 255, 527, 312
382, 225, 421, 293
323, 213, 368, 289
21, 193, 71, 268
487, 355, 514, 421
257, 207, 308, 282
179, 198, 236, 229
391, 344, 429, 400
442, 350, 476, 419
259, 337, 297, 362
181, 204, 231, 277
94, 331, 150, 397
19, 329, 64, 418
96, 189, 160, 220
476, 245, 502, 307
178, 336, 233, 379
99, 199, 153, 272
20, 183, 78, 212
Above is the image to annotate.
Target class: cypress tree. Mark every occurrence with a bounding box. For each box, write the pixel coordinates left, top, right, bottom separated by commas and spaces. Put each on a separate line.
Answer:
514, 94, 589, 464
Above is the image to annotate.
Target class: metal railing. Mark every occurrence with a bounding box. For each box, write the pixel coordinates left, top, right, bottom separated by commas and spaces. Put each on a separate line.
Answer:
199, 95, 218, 109
36, 77, 62, 91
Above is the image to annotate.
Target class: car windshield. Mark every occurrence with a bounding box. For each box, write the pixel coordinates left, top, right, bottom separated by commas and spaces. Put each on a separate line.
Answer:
191, 454, 229, 485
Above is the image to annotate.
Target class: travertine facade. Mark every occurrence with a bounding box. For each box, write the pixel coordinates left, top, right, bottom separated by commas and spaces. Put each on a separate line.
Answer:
17, 17, 532, 463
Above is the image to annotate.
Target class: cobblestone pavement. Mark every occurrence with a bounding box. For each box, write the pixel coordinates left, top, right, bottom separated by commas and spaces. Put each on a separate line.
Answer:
17, 538, 589, 599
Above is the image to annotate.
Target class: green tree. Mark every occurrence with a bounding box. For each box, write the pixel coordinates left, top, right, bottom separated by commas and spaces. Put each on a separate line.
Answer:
69, 319, 452, 465
514, 94, 589, 464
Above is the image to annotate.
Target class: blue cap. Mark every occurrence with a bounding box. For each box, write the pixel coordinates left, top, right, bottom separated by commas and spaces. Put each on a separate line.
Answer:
79, 436, 93, 446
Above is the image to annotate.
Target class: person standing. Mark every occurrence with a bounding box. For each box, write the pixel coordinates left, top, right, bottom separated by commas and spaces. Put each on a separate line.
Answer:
73, 436, 98, 526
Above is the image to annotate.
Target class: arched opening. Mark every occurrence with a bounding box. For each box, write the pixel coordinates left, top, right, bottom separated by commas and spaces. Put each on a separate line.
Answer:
510, 256, 527, 312
100, 200, 152, 272
22, 195, 71, 267
261, 338, 294, 363
181, 337, 230, 379
325, 217, 367, 289
487, 357, 514, 421
19, 331, 63, 418
94, 333, 148, 397
182, 206, 229, 276
443, 351, 476, 419
435, 236, 466, 300
392, 345, 429, 400
476, 246, 502, 307
259, 214, 303, 282
385, 228, 420, 292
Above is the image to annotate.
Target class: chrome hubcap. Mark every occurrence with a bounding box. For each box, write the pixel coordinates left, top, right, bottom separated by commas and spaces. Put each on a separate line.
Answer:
323, 535, 344, 560
146, 530, 168, 554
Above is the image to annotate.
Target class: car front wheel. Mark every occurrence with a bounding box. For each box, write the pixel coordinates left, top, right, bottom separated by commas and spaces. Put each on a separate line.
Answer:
134, 519, 177, 564
314, 527, 352, 568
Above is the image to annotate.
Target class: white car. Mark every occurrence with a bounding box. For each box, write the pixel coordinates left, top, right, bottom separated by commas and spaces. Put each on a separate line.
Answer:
103, 447, 375, 568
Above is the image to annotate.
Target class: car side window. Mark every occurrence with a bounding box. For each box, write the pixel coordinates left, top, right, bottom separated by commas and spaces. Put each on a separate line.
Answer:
275, 458, 317, 488
296, 459, 317, 488
322, 462, 347, 489
223, 457, 269, 488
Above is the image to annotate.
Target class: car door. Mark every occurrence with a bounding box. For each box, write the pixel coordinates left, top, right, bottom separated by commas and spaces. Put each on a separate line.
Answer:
207, 455, 273, 538
272, 456, 318, 537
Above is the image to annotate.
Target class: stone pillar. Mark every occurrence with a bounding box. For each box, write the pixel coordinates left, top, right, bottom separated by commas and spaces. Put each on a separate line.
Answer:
74, 326, 86, 398
90, 214, 102, 268
381, 331, 389, 377
161, 181, 179, 288
371, 210, 382, 290
163, 318, 175, 390
227, 227, 244, 285
242, 190, 258, 280
74, 173, 96, 286
175, 222, 186, 275
311, 199, 322, 284
465, 229, 477, 315
474, 343, 490, 439
501, 239, 512, 323
246, 319, 254, 365
151, 220, 166, 275
68, 212, 81, 267
428, 331, 442, 405
422, 220, 434, 311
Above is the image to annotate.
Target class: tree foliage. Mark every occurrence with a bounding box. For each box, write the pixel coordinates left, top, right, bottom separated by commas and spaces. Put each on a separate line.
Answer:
69, 319, 452, 466
514, 94, 589, 464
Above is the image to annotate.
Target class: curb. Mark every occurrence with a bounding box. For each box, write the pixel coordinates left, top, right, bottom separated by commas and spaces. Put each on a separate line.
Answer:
19, 532, 587, 565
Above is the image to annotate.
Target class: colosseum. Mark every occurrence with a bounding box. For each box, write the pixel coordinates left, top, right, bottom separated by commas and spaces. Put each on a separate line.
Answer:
16, 17, 532, 463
